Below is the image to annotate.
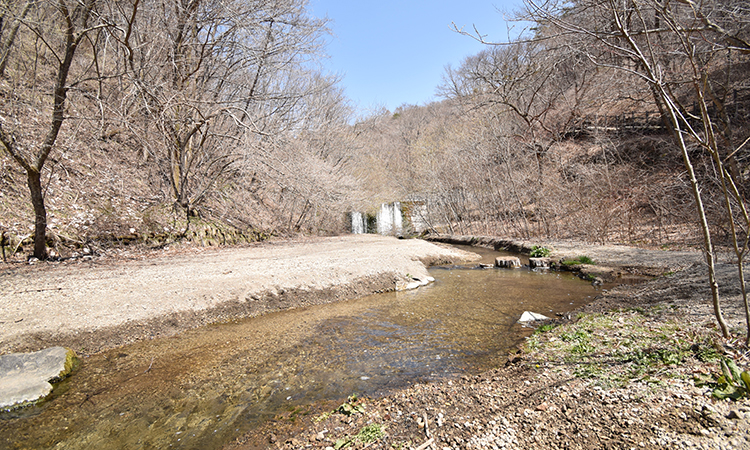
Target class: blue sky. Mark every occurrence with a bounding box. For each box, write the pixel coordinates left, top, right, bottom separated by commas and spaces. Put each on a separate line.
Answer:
308, 1, 522, 114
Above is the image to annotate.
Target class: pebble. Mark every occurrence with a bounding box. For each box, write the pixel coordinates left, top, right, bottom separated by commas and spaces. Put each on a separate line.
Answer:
727, 410, 744, 420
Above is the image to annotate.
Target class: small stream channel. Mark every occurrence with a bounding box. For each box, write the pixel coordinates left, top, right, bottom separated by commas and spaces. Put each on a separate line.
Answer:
0, 246, 598, 449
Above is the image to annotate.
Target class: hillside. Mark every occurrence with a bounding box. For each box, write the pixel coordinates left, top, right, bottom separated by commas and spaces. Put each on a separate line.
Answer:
1, 0, 749, 262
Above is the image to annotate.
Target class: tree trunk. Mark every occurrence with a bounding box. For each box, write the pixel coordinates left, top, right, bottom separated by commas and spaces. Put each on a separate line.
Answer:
664, 98, 730, 338
27, 169, 47, 260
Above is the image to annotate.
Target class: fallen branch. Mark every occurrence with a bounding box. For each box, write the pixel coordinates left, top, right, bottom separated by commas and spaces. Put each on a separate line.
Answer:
415, 437, 434, 450
13, 287, 63, 294
11, 233, 30, 258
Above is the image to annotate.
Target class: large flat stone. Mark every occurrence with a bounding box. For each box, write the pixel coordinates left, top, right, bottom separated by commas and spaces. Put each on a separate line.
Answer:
0, 347, 77, 410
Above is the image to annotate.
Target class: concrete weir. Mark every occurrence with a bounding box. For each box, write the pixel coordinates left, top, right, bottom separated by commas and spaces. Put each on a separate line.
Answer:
495, 256, 522, 268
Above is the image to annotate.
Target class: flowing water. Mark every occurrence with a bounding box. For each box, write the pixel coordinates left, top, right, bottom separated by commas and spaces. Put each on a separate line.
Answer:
0, 246, 597, 449
350, 212, 367, 234
376, 203, 402, 235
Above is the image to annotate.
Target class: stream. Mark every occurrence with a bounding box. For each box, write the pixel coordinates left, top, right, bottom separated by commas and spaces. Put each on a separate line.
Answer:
0, 246, 597, 449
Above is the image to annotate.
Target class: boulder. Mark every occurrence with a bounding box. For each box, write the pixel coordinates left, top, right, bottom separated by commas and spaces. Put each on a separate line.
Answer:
0, 347, 77, 411
495, 256, 522, 269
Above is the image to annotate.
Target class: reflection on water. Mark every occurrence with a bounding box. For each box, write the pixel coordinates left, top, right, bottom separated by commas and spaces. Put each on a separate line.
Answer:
0, 246, 596, 449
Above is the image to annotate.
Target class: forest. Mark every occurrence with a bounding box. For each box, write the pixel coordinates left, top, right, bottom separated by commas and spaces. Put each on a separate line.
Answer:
0, 0, 748, 263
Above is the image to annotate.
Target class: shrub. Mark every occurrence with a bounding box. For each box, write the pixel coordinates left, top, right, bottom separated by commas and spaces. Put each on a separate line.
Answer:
530, 245, 551, 257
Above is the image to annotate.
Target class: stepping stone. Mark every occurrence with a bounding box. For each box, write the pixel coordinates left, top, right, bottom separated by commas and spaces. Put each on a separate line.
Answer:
529, 257, 552, 268
0, 347, 77, 411
495, 256, 522, 268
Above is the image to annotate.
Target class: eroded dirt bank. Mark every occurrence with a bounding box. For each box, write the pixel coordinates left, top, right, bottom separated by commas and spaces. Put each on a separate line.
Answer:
235, 236, 750, 450
426, 235, 703, 280
0, 235, 477, 355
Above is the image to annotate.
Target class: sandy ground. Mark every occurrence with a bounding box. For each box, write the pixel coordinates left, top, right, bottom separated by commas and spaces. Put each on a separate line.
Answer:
0, 235, 477, 355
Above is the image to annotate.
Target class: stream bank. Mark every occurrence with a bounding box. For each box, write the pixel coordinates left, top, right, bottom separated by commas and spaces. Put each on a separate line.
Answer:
240, 236, 750, 450
0, 235, 477, 355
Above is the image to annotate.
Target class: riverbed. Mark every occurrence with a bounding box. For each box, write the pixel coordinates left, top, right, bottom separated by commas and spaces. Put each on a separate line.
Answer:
0, 246, 596, 449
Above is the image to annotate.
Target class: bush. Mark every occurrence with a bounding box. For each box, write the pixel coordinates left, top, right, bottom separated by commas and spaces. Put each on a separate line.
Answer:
530, 245, 551, 257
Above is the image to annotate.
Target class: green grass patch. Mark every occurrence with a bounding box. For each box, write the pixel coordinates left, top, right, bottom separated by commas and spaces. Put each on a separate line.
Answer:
522, 310, 707, 388
560, 255, 596, 265
334, 424, 385, 449
535, 324, 557, 333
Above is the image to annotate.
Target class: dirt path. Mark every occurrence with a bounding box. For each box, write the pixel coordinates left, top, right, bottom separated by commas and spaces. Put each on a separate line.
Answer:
0, 235, 477, 355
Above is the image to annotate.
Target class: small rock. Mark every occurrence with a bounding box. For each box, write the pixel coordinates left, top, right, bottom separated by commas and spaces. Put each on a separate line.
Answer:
518, 311, 550, 323
268, 434, 277, 444
727, 410, 744, 420
536, 402, 550, 412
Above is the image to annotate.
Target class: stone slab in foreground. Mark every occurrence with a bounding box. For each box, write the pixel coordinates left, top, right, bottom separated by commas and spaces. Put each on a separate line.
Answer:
0, 347, 77, 410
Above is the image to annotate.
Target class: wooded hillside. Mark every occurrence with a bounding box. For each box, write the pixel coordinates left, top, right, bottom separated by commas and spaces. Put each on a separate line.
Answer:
1, 0, 748, 261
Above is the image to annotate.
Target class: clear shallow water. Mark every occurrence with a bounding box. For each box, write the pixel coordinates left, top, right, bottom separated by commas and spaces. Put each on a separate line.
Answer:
0, 246, 596, 449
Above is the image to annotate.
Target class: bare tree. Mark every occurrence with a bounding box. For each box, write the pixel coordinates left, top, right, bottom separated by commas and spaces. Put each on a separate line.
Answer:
0, 0, 35, 77
0, 0, 105, 259
522, 0, 750, 338
110, 0, 330, 230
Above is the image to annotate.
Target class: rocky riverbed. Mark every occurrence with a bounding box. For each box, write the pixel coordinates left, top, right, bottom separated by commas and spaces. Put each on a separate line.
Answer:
224, 236, 750, 450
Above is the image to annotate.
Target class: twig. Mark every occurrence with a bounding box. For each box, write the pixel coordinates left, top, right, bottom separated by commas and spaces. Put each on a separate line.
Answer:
144, 356, 154, 373
11, 233, 30, 258
0, 318, 23, 324
13, 287, 63, 294
415, 437, 434, 450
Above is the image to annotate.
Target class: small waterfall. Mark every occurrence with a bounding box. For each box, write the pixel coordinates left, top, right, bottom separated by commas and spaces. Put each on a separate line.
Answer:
376, 202, 403, 236
351, 211, 367, 234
